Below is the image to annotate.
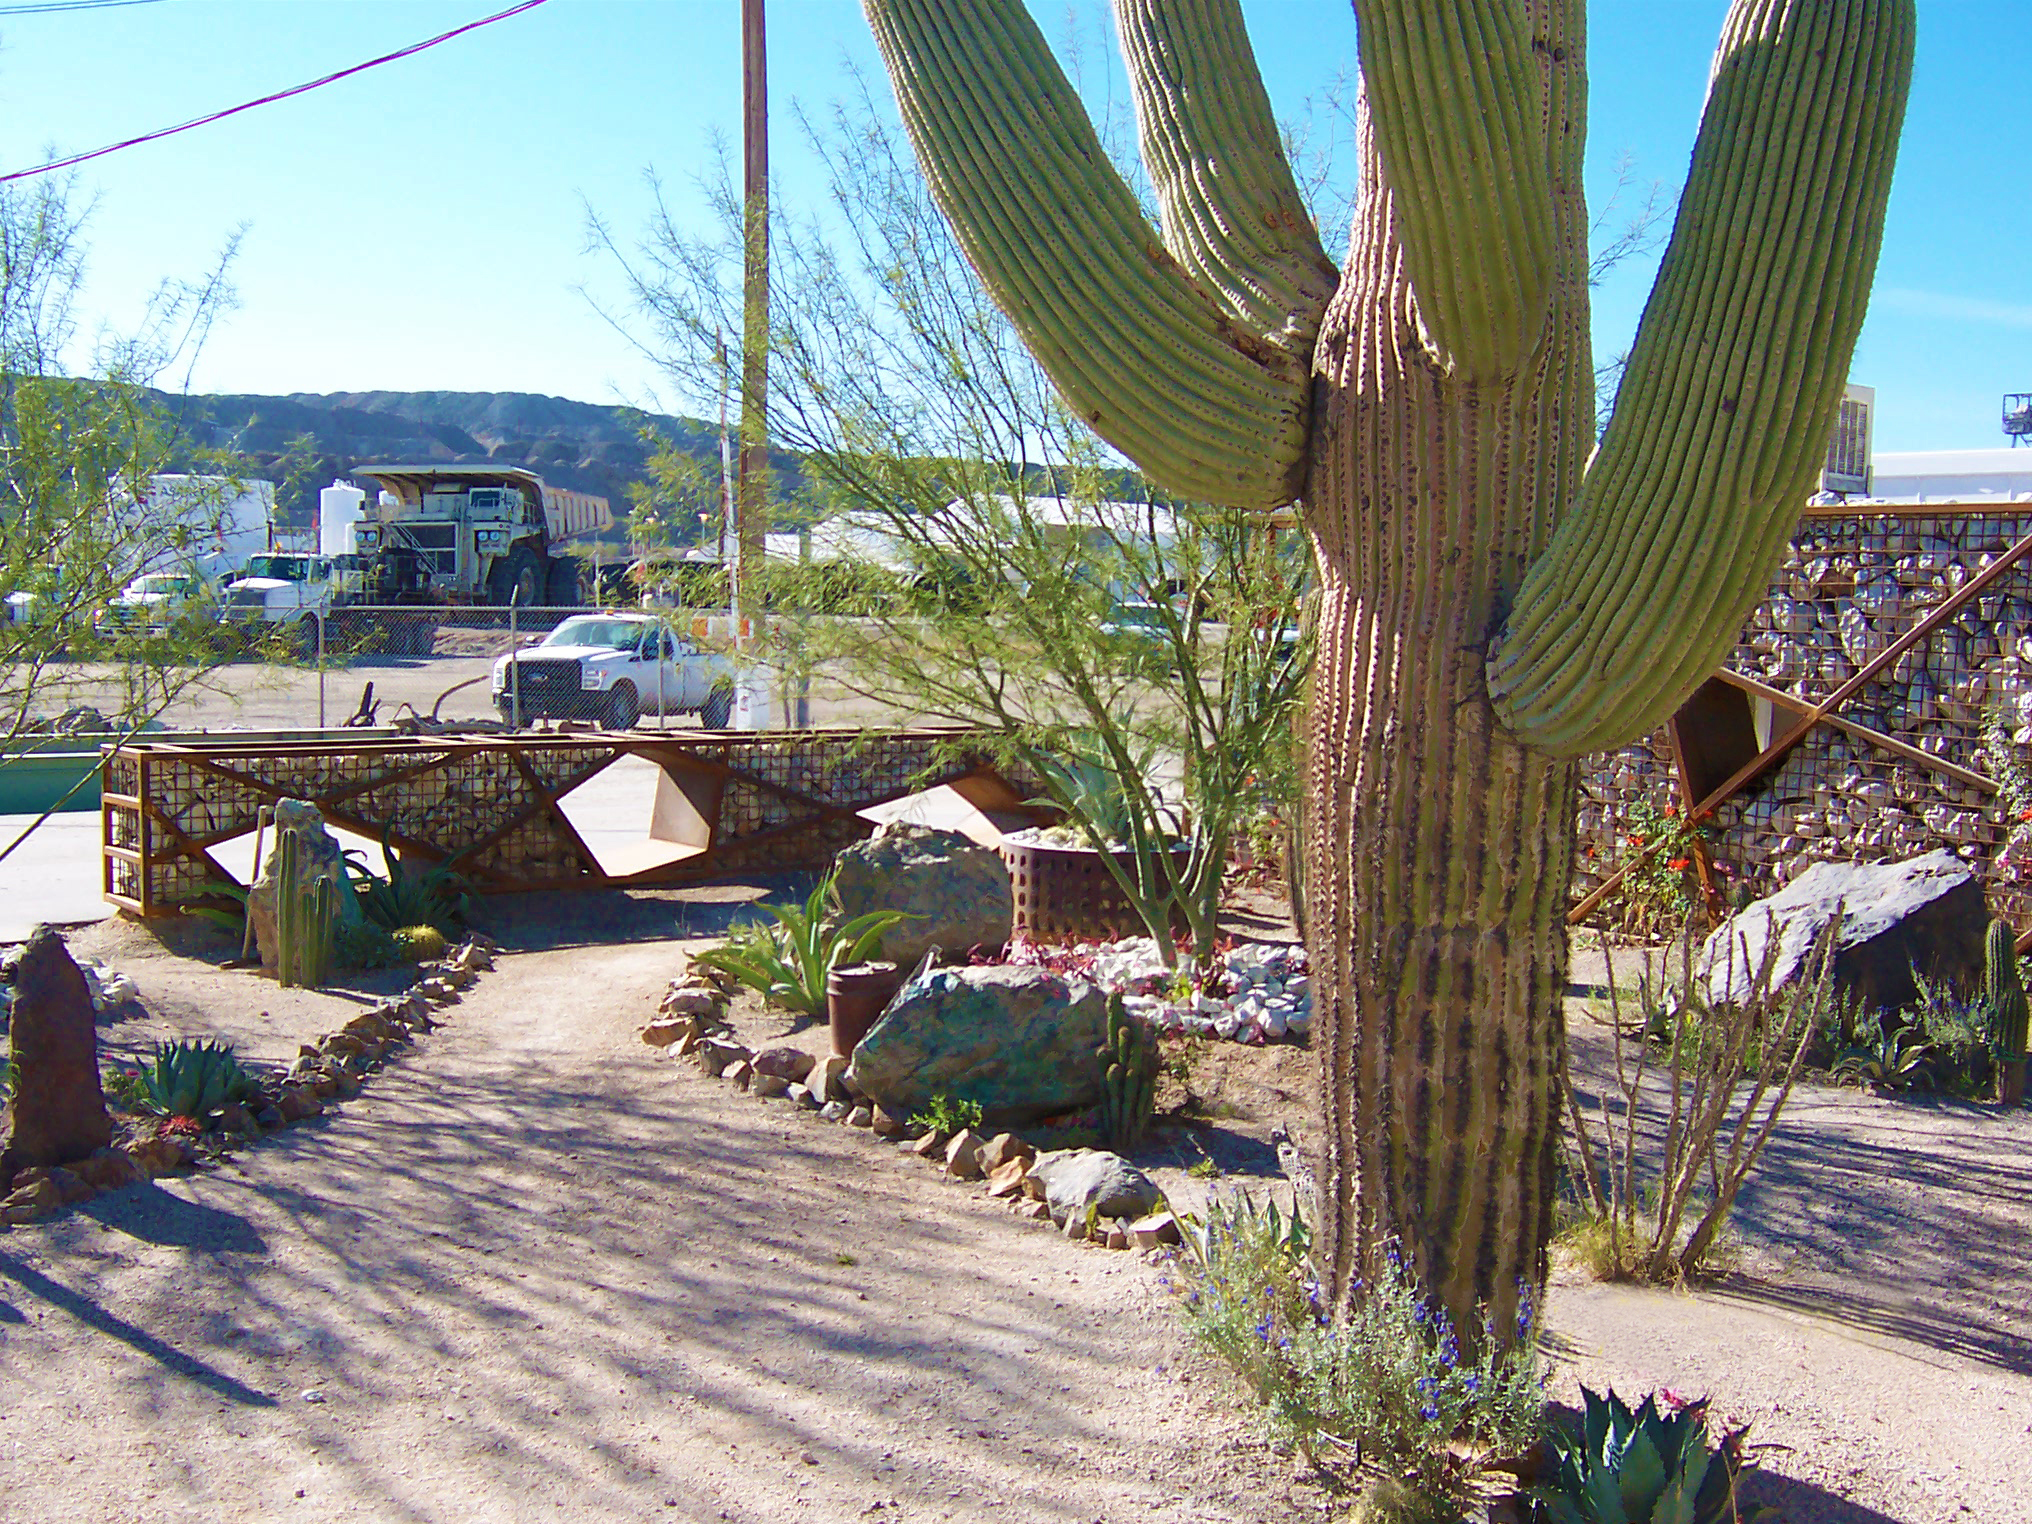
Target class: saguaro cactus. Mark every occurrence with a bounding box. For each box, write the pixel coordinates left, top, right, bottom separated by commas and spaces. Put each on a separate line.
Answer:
1098, 991, 1159, 1151
866, 0, 1912, 1340
1983, 918, 2027, 1106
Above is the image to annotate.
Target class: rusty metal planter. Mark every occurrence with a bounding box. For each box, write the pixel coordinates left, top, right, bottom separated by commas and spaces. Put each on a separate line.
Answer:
999, 830, 1186, 942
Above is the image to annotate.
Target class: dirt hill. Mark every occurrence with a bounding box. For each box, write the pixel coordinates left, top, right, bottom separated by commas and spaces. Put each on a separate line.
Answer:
177, 389, 796, 534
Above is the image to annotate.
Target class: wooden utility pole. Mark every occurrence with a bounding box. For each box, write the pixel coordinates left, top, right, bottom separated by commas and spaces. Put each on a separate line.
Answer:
735, 0, 768, 633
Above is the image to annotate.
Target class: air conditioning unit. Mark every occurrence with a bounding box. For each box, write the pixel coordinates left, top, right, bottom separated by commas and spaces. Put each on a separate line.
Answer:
1820, 382, 1874, 495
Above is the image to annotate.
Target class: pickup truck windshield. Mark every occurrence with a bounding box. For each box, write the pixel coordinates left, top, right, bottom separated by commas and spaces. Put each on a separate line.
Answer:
130, 575, 197, 596
242, 556, 317, 582
541, 617, 647, 651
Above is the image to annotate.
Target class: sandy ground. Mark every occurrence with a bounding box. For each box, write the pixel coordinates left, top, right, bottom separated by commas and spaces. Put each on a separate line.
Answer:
1, 902, 2025, 1522
0, 898, 1321, 1524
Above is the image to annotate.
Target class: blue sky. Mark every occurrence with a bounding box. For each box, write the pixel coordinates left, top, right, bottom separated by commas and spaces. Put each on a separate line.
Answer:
0, 0, 2018, 453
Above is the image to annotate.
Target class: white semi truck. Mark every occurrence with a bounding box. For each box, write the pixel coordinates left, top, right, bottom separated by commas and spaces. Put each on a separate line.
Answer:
348, 464, 610, 607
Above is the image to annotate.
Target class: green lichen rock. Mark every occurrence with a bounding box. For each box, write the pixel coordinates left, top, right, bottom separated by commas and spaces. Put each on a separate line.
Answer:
845, 965, 1107, 1126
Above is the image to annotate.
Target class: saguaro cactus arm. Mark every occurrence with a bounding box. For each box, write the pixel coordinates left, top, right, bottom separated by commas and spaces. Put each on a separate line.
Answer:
1487, 0, 1914, 757
1348, 0, 1557, 381
1113, 0, 1339, 358
864, 0, 1325, 509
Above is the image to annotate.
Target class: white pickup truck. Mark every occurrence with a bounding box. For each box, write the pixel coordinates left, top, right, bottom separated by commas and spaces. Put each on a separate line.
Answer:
221, 553, 341, 651
492, 612, 734, 729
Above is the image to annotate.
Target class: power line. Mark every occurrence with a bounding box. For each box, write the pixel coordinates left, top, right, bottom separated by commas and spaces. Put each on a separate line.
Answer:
0, 0, 550, 184
0, 0, 164, 16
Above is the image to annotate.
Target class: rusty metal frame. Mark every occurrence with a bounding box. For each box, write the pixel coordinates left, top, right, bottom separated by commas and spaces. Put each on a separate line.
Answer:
1570, 507, 2032, 942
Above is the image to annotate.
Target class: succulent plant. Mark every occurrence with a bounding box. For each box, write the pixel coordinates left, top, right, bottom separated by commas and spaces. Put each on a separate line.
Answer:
1981, 918, 2027, 1104
866, 0, 1913, 1341
132, 1039, 260, 1124
1531, 1386, 1760, 1524
691, 871, 913, 1018
1098, 990, 1159, 1152
391, 924, 449, 963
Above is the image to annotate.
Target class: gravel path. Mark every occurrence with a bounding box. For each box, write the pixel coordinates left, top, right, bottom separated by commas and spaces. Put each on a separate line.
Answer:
0, 929, 1314, 1523
3, 915, 2026, 1522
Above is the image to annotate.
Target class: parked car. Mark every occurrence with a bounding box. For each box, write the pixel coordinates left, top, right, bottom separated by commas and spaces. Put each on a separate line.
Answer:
491, 611, 734, 729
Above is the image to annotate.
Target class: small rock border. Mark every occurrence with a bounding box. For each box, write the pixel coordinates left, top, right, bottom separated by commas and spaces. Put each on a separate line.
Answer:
642, 958, 1183, 1255
0, 936, 498, 1228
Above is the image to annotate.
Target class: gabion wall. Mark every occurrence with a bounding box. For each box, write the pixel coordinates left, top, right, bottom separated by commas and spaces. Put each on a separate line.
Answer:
1574, 509, 2032, 930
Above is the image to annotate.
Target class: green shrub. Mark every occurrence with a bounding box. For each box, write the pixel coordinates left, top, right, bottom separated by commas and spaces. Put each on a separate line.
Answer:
1174, 1195, 1541, 1519
130, 1040, 260, 1123
690, 871, 911, 1018
908, 1094, 983, 1137
1530, 1386, 1759, 1524
335, 919, 401, 971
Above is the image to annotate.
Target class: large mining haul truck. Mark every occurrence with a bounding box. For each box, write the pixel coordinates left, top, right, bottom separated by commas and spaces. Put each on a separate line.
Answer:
348, 464, 610, 607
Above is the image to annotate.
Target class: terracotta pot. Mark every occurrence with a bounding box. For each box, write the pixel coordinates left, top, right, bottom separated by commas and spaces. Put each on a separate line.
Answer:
827, 960, 903, 1058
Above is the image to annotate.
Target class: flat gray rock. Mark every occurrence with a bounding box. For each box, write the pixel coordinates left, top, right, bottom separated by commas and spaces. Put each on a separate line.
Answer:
1027, 1149, 1160, 1228
1696, 848, 1990, 1014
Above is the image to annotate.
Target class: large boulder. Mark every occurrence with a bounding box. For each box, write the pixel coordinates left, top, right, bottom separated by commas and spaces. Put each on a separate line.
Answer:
1027, 1149, 1162, 1227
830, 823, 1012, 968
845, 964, 1106, 1125
1696, 849, 1990, 1015
2, 926, 111, 1173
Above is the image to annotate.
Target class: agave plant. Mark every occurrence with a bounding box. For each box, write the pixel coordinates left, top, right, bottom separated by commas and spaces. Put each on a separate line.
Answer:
131, 1039, 261, 1123
1532, 1387, 1761, 1524
690, 873, 912, 1018
1832, 1019, 1935, 1091
347, 832, 471, 937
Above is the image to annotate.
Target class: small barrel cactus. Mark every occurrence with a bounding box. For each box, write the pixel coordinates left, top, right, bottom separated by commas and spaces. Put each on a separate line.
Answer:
1098, 992, 1159, 1152
392, 924, 449, 963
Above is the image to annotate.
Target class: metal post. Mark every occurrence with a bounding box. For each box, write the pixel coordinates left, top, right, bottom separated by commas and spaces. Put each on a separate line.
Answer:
656, 613, 667, 730
736, 0, 768, 729
509, 588, 522, 730
316, 611, 326, 728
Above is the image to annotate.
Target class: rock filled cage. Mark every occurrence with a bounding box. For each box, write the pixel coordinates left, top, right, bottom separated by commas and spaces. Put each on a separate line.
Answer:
1575, 503, 2032, 936
102, 729, 1041, 915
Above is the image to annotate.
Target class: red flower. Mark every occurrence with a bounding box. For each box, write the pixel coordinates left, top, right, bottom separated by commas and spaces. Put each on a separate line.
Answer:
1664, 804, 1678, 818
2018, 807, 2032, 823
1628, 833, 1646, 846
1667, 857, 1691, 871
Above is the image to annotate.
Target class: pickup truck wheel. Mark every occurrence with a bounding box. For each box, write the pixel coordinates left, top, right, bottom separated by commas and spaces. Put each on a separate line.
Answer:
603, 681, 640, 731
700, 685, 732, 730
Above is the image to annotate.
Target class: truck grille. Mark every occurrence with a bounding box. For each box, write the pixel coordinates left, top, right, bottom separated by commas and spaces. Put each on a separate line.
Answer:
228, 588, 268, 609
510, 659, 581, 694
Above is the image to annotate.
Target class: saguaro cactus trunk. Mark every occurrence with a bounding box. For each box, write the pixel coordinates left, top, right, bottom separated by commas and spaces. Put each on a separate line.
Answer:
866, 0, 1912, 1341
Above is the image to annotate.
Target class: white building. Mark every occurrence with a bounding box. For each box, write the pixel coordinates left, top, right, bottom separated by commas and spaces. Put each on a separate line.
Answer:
1867, 448, 2032, 504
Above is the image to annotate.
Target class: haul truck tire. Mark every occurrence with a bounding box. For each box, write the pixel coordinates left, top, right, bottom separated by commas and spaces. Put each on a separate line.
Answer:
489, 544, 543, 609
545, 556, 580, 607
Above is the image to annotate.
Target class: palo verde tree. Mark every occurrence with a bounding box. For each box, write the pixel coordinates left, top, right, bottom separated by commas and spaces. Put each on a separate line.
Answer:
0, 170, 242, 766
598, 92, 1310, 972
865, 0, 1912, 1341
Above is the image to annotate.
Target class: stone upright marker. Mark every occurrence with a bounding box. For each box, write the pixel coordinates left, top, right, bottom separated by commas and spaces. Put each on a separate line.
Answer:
2, 926, 111, 1172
